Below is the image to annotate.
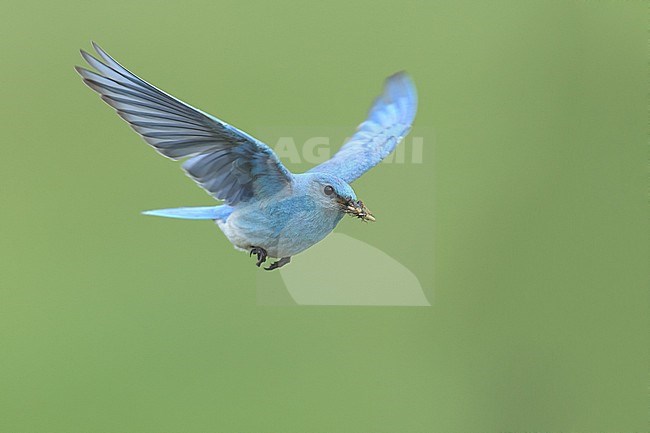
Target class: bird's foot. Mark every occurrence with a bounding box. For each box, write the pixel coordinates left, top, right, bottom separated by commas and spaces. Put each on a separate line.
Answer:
264, 256, 291, 271
249, 246, 268, 267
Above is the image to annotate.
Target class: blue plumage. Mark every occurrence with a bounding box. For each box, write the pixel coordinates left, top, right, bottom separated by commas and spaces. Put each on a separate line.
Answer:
142, 206, 232, 221
76, 43, 417, 270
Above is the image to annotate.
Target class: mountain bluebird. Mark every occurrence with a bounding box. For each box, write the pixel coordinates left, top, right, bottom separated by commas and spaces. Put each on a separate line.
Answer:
76, 43, 417, 270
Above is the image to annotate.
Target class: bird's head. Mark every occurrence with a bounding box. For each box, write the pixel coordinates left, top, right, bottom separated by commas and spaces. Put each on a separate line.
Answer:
306, 173, 375, 222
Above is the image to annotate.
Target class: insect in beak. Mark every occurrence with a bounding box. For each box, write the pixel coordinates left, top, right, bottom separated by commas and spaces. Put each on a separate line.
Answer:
339, 198, 376, 222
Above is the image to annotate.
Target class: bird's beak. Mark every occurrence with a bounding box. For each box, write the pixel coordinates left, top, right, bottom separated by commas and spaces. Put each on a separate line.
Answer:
340, 198, 376, 222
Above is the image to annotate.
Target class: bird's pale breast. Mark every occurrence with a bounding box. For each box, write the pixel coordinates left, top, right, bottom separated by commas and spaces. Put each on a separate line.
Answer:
216, 196, 343, 258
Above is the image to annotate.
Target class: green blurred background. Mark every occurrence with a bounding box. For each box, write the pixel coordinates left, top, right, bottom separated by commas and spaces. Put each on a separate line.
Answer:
0, 1, 646, 432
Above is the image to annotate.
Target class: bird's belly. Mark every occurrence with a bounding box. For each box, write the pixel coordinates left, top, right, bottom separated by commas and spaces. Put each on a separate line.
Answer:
216, 206, 341, 258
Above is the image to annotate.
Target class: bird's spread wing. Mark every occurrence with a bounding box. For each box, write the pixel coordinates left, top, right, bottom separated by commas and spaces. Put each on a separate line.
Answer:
308, 72, 417, 183
76, 43, 292, 205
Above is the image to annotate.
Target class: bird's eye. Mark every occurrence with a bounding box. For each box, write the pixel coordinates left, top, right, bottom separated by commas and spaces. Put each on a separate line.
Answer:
324, 185, 335, 196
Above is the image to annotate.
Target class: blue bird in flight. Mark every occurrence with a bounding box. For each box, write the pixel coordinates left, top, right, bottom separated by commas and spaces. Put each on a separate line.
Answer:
76, 43, 417, 270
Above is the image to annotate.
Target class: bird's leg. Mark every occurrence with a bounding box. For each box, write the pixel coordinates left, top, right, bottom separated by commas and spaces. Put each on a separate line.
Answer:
249, 246, 268, 267
264, 256, 291, 271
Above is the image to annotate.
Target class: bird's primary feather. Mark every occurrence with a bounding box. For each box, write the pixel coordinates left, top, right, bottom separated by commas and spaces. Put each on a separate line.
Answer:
308, 72, 417, 183
75, 42, 292, 205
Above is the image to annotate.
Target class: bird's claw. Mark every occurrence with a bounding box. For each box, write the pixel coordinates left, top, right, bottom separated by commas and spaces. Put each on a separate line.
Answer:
249, 246, 268, 267
264, 257, 291, 271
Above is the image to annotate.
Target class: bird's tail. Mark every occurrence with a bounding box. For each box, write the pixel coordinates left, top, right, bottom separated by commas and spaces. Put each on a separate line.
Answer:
142, 205, 233, 221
